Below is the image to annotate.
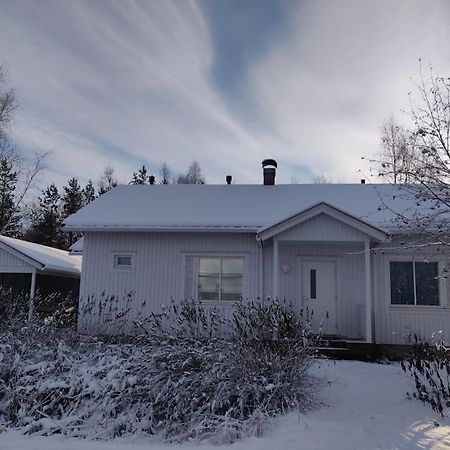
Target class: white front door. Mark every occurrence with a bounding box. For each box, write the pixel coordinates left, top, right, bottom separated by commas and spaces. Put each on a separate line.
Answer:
302, 260, 337, 335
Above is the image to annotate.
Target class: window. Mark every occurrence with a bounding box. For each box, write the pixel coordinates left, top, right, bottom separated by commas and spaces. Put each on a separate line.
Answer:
113, 254, 133, 270
310, 269, 317, 299
390, 261, 439, 306
198, 257, 244, 301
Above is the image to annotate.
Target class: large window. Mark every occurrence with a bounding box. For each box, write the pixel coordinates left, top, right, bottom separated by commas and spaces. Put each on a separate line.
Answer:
198, 257, 244, 301
390, 261, 439, 306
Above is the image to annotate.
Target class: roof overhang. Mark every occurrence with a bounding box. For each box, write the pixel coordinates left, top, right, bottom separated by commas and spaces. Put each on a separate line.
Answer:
0, 241, 44, 270
0, 241, 80, 276
63, 225, 260, 233
257, 201, 388, 242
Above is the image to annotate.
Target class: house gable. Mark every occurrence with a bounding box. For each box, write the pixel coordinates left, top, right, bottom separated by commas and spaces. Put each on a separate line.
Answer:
257, 202, 388, 243
0, 242, 43, 271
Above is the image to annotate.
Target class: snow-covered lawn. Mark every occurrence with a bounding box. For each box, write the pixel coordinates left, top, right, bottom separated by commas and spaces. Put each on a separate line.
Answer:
1, 359, 449, 450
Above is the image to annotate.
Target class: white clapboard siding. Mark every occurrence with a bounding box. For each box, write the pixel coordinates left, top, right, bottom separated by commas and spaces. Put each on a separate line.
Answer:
373, 240, 450, 345
0, 248, 32, 270
276, 213, 369, 242
263, 241, 366, 339
79, 232, 261, 333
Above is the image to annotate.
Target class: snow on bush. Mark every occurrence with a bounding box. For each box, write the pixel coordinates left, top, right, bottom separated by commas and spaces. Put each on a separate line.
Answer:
401, 333, 450, 416
0, 298, 318, 443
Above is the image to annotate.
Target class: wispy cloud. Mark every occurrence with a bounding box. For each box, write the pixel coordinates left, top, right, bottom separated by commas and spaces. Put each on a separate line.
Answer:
0, 0, 449, 188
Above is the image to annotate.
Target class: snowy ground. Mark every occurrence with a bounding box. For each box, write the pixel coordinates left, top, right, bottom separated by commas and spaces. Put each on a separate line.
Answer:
1, 359, 449, 450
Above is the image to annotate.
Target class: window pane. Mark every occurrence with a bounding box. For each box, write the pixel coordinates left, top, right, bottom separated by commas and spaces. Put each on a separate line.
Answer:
198, 258, 220, 301
198, 257, 243, 301
114, 255, 132, 267
415, 262, 439, 306
221, 259, 244, 301
310, 269, 317, 299
390, 262, 414, 305
222, 258, 244, 275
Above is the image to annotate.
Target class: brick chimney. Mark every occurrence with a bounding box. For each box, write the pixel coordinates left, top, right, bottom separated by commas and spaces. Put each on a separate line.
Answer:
262, 159, 277, 185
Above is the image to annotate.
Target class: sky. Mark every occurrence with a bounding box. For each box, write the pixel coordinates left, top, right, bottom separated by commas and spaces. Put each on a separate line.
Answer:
0, 0, 450, 188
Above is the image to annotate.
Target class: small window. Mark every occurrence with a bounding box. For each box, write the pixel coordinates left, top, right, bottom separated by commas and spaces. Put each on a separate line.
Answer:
310, 269, 317, 299
390, 261, 439, 306
198, 257, 244, 301
113, 254, 133, 270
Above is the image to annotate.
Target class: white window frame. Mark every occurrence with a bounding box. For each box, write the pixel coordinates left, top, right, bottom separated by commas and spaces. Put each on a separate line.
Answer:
387, 256, 445, 309
111, 252, 135, 272
190, 254, 246, 303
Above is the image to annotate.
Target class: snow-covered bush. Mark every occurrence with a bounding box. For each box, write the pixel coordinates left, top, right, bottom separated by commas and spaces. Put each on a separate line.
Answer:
0, 298, 318, 443
401, 334, 450, 416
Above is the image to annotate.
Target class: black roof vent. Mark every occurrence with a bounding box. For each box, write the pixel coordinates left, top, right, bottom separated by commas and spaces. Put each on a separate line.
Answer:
262, 159, 277, 169
262, 159, 277, 185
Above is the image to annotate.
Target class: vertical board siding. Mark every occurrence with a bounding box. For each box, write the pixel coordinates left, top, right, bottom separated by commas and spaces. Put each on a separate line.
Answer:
0, 248, 31, 269
268, 241, 365, 339
373, 240, 450, 345
277, 213, 369, 242
79, 232, 261, 333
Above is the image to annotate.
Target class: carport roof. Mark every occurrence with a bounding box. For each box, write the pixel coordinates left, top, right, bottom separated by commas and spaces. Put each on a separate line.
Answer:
0, 236, 82, 276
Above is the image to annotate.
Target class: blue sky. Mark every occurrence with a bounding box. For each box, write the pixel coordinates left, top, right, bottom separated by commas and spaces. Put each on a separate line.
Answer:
0, 0, 450, 188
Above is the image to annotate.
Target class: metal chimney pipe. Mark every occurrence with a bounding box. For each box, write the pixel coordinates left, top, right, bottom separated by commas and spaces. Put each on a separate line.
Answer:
262, 159, 277, 185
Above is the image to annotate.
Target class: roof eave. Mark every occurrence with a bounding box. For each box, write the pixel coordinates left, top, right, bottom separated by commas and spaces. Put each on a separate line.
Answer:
63, 225, 261, 233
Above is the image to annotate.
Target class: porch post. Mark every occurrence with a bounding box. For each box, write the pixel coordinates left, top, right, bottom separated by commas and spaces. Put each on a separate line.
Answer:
273, 237, 279, 299
364, 240, 373, 343
28, 269, 36, 321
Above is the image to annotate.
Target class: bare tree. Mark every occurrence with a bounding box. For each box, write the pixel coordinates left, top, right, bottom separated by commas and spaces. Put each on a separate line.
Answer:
177, 161, 205, 184
313, 174, 334, 184
376, 117, 413, 183
0, 67, 47, 235
159, 162, 172, 184
373, 63, 450, 243
0, 65, 17, 141
98, 165, 118, 195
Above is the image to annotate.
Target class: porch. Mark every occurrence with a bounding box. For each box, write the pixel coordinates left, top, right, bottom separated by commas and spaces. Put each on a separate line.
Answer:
257, 202, 388, 343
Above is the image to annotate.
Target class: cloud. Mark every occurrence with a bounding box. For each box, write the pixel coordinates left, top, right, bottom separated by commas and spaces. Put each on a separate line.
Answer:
0, 0, 450, 189
0, 0, 263, 186
246, 0, 450, 180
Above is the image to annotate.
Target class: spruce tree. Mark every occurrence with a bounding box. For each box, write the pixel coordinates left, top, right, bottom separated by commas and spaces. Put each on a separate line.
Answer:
83, 179, 96, 205
130, 165, 150, 185
25, 184, 63, 248
0, 157, 20, 237
62, 178, 83, 247
62, 178, 83, 218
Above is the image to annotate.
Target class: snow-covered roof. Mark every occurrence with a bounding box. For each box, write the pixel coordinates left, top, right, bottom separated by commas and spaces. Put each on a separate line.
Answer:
0, 236, 82, 275
69, 237, 84, 255
62, 183, 429, 233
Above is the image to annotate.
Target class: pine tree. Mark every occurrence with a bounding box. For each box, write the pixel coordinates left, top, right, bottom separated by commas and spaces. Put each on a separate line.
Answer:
25, 184, 63, 248
0, 157, 20, 237
62, 178, 83, 218
83, 179, 96, 205
130, 165, 150, 185
62, 178, 84, 247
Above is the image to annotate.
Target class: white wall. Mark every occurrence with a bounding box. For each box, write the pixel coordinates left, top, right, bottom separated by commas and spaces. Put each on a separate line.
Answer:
0, 246, 33, 271
79, 232, 261, 333
263, 241, 366, 339
79, 223, 450, 344
373, 239, 450, 345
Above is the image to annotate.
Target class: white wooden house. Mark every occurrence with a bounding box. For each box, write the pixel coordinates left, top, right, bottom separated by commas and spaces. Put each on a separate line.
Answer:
63, 162, 450, 346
